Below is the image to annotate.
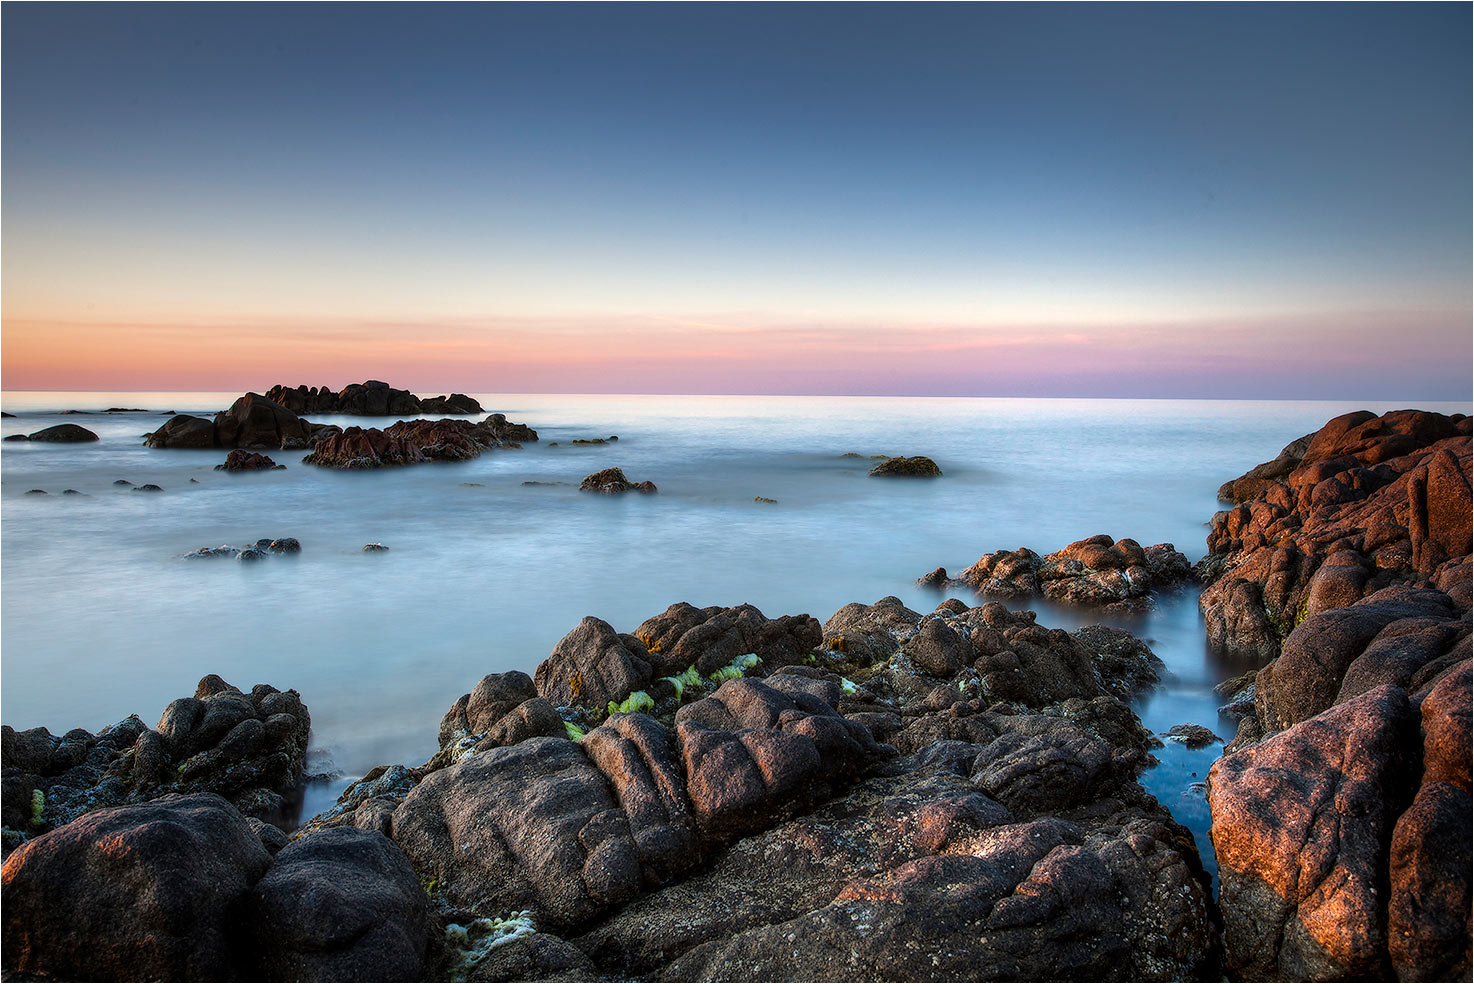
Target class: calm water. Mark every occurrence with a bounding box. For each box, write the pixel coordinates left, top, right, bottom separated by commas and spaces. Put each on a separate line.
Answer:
4, 393, 1465, 877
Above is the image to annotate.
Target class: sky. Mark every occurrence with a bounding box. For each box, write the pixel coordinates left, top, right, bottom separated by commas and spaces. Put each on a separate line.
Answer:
2, 3, 1470, 399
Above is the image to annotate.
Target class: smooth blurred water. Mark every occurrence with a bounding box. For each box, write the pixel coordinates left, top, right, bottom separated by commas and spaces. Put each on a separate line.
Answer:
3, 392, 1466, 875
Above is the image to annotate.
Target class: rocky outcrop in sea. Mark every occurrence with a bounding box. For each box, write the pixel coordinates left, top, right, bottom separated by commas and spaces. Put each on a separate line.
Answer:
921, 534, 1193, 613
1199, 409, 1471, 981
264, 380, 483, 416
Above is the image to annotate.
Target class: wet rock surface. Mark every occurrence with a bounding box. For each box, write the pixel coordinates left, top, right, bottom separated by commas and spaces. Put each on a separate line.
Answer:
936, 534, 1194, 613
20, 423, 100, 443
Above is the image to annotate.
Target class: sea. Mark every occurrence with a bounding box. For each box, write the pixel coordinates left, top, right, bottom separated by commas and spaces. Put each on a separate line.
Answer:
4, 392, 1467, 882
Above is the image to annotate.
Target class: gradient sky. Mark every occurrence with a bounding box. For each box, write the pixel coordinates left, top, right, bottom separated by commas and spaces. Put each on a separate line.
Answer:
3, 3, 1469, 398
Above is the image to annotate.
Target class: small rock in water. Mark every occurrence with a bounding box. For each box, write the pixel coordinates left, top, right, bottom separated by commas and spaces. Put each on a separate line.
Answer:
24, 489, 48, 495
1164, 723, 1222, 749
869, 455, 942, 477
4, 435, 29, 442
579, 467, 657, 494
459, 482, 484, 487
237, 548, 268, 563
62, 489, 84, 496
269, 538, 301, 554
113, 479, 133, 486
215, 449, 283, 472
521, 481, 564, 486
916, 567, 949, 587
754, 496, 777, 504
363, 543, 389, 553
133, 484, 163, 493
190, 478, 200, 483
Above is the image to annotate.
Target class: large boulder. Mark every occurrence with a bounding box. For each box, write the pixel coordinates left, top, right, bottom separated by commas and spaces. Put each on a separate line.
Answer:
1, 793, 271, 981
1208, 685, 1421, 980
333, 380, 422, 416
250, 827, 437, 981
144, 413, 217, 448
391, 737, 638, 932
630, 602, 822, 678
1255, 586, 1461, 731
212, 393, 312, 450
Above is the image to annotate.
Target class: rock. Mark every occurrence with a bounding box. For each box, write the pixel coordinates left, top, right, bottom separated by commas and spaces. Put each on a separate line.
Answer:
419, 393, 484, 415
579, 467, 657, 494
1, 793, 271, 981
902, 617, 968, 676
214, 449, 282, 471
673, 678, 888, 840
1419, 661, 1471, 791
1164, 724, 1221, 748
301, 426, 426, 468
460, 930, 594, 982
212, 393, 312, 449
951, 536, 1191, 613
1255, 586, 1459, 731
134, 483, 164, 492
1208, 685, 1421, 980
1198, 410, 1471, 661
1071, 624, 1165, 699
391, 737, 634, 932
143, 413, 216, 448
534, 616, 653, 710
868, 455, 941, 477
250, 827, 437, 981
26, 424, 98, 443
3, 435, 29, 442
477, 412, 539, 444
1387, 781, 1473, 981
22, 489, 46, 495
363, 542, 389, 552
630, 602, 823, 678
821, 596, 922, 665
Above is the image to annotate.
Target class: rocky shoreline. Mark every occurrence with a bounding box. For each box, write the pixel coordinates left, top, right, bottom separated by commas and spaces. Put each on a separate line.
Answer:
2, 408, 1469, 982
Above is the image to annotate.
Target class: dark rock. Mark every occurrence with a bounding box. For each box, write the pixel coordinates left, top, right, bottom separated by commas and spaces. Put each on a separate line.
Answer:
250, 827, 437, 981
133, 483, 164, 492
391, 737, 633, 932
362, 542, 389, 552
215, 449, 282, 471
1164, 724, 1222, 749
1, 793, 271, 981
302, 425, 425, 469
26, 424, 98, 443
22, 489, 46, 495
418, 393, 484, 415
477, 412, 539, 444
580, 467, 657, 494
3, 435, 28, 442
144, 413, 216, 448
630, 602, 823, 678
212, 393, 312, 449
1072, 624, 1165, 699
868, 455, 941, 476
903, 617, 968, 676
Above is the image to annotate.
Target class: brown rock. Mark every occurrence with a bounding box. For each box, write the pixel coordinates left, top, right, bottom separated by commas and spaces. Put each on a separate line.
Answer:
1387, 781, 1473, 981
1208, 685, 1420, 980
